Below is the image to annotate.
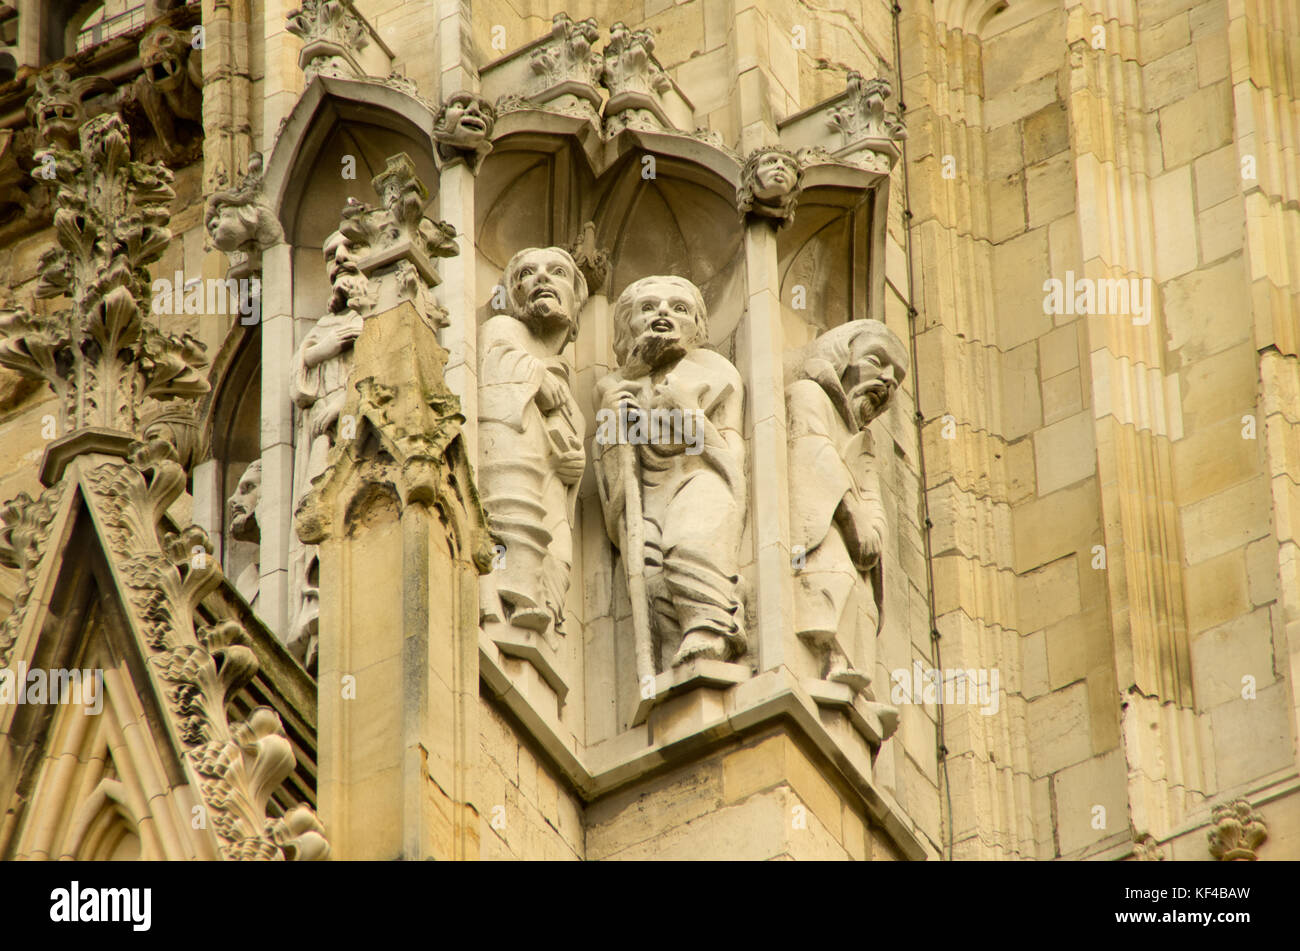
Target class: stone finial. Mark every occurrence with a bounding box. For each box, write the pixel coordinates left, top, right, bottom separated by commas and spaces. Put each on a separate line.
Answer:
1208, 799, 1267, 860
826, 72, 907, 174
567, 221, 609, 293
434, 91, 495, 173
1132, 832, 1166, 861
600, 21, 673, 134
338, 153, 457, 316
738, 146, 804, 228
0, 114, 207, 462
286, 0, 370, 79
206, 152, 282, 279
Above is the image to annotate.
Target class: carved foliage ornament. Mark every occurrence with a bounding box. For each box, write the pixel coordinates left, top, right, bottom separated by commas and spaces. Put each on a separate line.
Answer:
1208, 799, 1267, 861
0, 483, 66, 668
286, 0, 370, 79
83, 439, 328, 860
0, 114, 208, 441
600, 22, 673, 134
827, 72, 907, 172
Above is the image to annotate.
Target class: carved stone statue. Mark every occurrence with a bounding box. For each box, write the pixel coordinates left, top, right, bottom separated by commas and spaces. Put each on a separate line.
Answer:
737, 146, 803, 228
227, 459, 262, 609
289, 230, 373, 670
206, 152, 282, 279
478, 247, 587, 637
434, 92, 495, 173
594, 276, 747, 671
785, 319, 908, 691
132, 23, 203, 162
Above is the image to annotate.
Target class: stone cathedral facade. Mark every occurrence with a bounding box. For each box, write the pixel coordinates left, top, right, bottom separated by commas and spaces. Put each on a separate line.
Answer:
0, 0, 1294, 862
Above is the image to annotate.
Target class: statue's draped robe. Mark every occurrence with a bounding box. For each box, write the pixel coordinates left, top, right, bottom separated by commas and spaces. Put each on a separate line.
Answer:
595, 348, 747, 660
477, 313, 583, 634
786, 378, 886, 651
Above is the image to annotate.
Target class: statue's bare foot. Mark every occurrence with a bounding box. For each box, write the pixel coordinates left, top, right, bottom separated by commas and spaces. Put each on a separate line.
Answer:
672, 630, 729, 666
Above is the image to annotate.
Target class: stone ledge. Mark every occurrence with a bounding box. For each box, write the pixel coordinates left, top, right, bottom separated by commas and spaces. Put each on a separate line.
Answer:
478, 640, 937, 860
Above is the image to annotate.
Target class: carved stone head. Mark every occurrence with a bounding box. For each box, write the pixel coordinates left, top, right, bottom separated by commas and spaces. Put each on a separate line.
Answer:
435, 92, 495, 150
228, 459, 262, 543
504, 247, 588, 345
795, 319, 909, 429
738, 146, 803, 226
141, 24, 192, 95
612, 275, 708, 369
25, 68, 113, 150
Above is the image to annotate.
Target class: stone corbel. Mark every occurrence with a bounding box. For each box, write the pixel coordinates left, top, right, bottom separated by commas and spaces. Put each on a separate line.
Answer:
433, 91, 495, 174
206, 152, 282, 280
738, 145, 804, 229
1208, 799, 1267, 860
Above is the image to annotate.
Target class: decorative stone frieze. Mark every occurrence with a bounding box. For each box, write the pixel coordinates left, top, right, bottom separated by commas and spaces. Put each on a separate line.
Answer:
1208, 799, 1267, 861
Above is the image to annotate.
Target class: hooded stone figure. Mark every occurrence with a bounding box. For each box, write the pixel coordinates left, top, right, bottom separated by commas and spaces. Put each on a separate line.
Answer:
785, 319, 909, 691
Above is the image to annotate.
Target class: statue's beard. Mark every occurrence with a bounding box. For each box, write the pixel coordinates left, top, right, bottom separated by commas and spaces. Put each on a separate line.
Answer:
630, 331, 687, 370
849, 381, 891, 428
230, 510, 259, 544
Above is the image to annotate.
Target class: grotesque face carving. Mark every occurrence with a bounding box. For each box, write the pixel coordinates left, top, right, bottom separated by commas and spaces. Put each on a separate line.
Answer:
842, 332, 905, 428
26, 68, 111, 150
613, 276, 707, 369
751, 150, 799, 201
141, 25, 189, 95
505, 248, 585, 341
436, 93, 495, 149
228, 460, 262, 543
207, 203, 246, 249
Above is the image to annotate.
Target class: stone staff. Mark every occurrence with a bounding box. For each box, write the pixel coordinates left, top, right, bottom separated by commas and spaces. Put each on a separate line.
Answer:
616, 406, 655, 692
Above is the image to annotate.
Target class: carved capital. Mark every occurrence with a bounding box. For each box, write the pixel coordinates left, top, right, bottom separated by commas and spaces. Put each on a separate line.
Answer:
826, 72, 906, 172
1208, 799, 1267, 860
519, 13, 603, 122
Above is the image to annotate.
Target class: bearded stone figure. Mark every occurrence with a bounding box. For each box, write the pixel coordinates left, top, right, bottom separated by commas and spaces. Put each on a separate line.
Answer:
594, 276, 747, 671
433, 91, 495, 172
227, 459, 262, 610
785, 319, 908, 692
478, 247, 587, 638
289, 229, 373, 670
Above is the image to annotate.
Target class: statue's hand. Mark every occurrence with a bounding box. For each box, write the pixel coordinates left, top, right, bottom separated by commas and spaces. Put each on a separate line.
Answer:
554, 446, 585, 485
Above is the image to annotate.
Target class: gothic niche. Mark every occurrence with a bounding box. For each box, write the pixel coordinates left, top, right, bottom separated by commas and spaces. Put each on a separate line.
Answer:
593, 275, 747, 682
785, 319, 908, 693
434, 91, 495, 173
128, 22, 203, 164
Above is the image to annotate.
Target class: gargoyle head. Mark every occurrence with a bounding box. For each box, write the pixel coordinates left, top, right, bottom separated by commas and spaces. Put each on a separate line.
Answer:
26, 68, 113, 150
141, 25, 191, 95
